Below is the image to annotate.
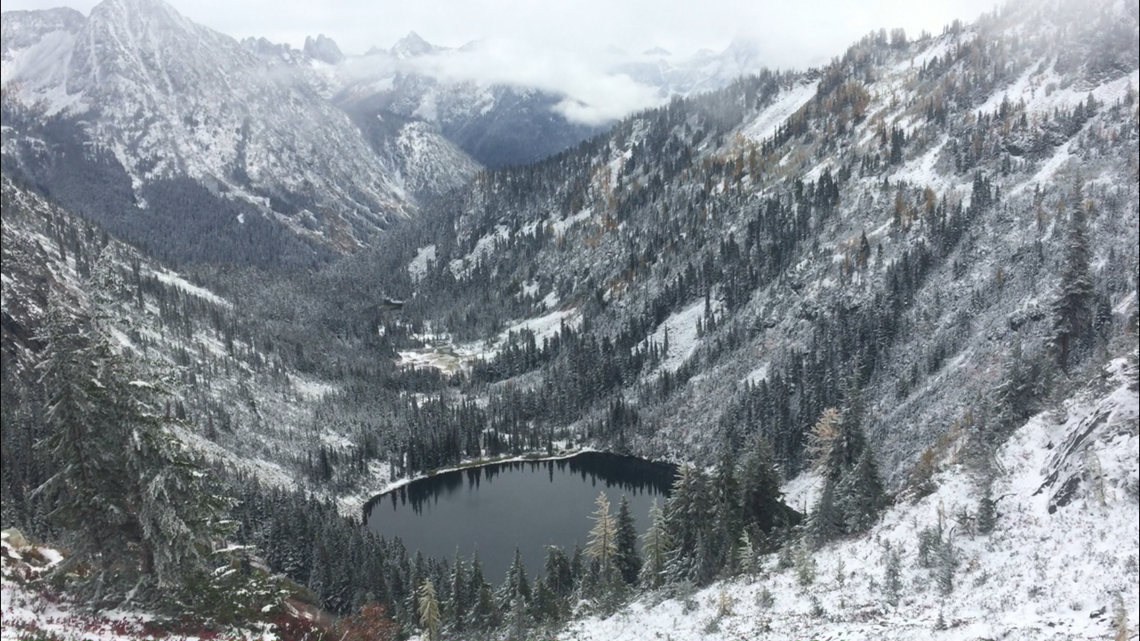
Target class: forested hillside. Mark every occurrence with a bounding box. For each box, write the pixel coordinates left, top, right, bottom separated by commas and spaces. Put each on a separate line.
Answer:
233, 0, 1138, 486
2, 0, 1138, 638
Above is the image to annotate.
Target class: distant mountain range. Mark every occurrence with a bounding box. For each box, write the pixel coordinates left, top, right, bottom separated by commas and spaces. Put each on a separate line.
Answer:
1, 0, 773, 269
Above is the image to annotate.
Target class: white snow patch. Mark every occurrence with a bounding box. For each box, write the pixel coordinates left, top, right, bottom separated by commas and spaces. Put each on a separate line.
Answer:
150, 269, 232, 309
552, 207, 595, 237
742, 80, 819, 144
743, 362, 770, 385
644, 299, 719, 373
408, 244, 436, 281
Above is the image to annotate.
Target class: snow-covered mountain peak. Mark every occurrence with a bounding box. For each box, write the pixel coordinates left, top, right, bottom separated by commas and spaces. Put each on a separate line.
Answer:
391, 31, 440, 59
2, 0, 483, 261
68, 0, 251, 98
304, 33, 343, 64
0, 7, 84, 56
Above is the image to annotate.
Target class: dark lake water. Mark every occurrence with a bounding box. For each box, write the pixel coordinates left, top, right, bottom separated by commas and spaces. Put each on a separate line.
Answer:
364, 452, 677, 582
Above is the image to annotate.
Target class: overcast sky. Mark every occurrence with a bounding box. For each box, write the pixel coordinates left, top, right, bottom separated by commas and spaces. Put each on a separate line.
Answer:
5, 0, 998, 124
7, 0, 997, 64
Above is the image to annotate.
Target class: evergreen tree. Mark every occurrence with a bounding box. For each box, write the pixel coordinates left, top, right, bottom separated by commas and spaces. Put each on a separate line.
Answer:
34, 311, 128, 595
499, 547, 533, 640
663, 465, 714, 585
837, 447, 886, 532
883, 546, 902, 606
447, 549, 467, 632
418, 579, 441, 641
1051, 198, 1095, 372
739, 433, 784, 533
639, 499, 670, 589
543, 546, 574, 599
569, 544, 586, 584
33, 309, 228, 604
586, 492, 617, 577
976, 479, 997, 535
497, 547, 531, 611
807, 478, 844, 547
711, 447, 744, 576
613, 495, 641, 585
530, 576, 560, 625
807, 383, 885, 542
468, 551, 498, 633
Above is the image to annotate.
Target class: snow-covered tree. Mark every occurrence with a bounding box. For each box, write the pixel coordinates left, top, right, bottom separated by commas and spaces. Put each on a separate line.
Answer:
806, 386, 886, 543
543, 545, 574, 598
663, 464, 715, 585
711, 447, 744, 576
640, 499, 670, 589
497, 547, 531, 611
468, 551, 498, 632
807, 478, 844, 547
613, 495, 641, 585
837, 447, 886, 532
33, 308, 229, 605
447, 549, 467, 632
34, 310, 128, 596
739, 433, 785, 534
1051, 195, 1095, 372
418, 579, 441, 641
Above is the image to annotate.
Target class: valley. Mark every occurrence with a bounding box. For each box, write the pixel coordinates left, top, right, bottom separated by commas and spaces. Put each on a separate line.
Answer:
1, 0, 1138, 638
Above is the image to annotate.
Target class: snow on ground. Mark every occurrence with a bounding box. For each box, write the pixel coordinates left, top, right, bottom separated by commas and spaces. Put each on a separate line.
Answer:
450, 225, 510, 277
890, 137, 950, 189
150, 268, 232, 309
565, 363, 1140, 641
408, 244, 436, 281
742, 362, 770, 386
550, 207, 596, 237
1, 533, 277, 641
743, 81, 820, 145
780, 469, 821, 517
501, 307, 580, 345
290, 374, 337, 401
644, 299, 718, 374
398, 308, 582, 374
543, 290, 560, 310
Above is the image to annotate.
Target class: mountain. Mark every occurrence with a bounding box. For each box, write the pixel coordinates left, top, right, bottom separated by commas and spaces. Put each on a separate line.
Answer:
306, 34, 606, 168
369, 0, 1139, 485
1, 0, 1138, 636
390, 31, 440, 59
613, 36, 770, 97
303, 33, 343, 64
1, 0, 479, 269
568, 360, 1138, 640
0, 174, 345, 495
289, 32, 786, 170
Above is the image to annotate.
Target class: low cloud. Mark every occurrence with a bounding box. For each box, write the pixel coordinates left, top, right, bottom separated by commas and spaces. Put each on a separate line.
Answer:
401, 39, 664, 125
5, 0, 999, 125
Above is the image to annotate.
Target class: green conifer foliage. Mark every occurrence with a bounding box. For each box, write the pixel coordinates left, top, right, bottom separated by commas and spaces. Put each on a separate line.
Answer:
613, 495, 642, 585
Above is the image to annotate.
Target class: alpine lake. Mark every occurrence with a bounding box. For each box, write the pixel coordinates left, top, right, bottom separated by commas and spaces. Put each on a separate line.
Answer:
364, 452, 677, 581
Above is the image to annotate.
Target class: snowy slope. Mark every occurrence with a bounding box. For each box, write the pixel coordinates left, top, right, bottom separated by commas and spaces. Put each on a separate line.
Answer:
397, 0, 1139, 489
0, 176, 339, 493
1, 0, 482, 255
564, 362, 1139, 641
1, 531, 289, 641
